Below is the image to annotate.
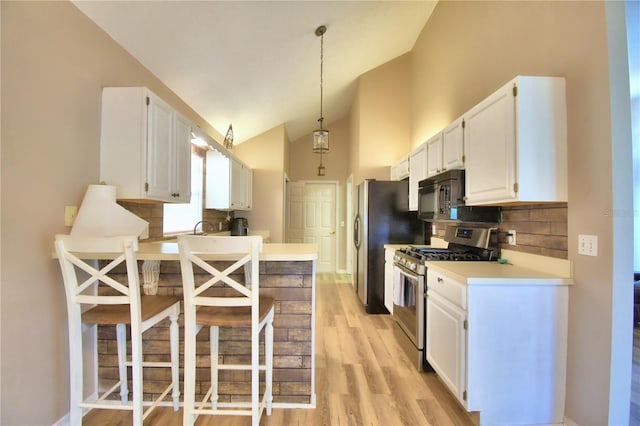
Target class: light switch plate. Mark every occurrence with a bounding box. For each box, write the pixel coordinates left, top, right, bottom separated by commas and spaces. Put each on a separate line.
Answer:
64, 205, 78, 227
578, 234, 598, 256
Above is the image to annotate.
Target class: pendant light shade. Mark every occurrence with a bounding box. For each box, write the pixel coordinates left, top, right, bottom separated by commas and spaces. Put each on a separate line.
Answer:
312, 129, 329, 153
312, 25, 329, 175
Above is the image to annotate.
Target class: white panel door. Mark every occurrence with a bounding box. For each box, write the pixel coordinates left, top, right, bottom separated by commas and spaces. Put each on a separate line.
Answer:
303, 183, 336, 273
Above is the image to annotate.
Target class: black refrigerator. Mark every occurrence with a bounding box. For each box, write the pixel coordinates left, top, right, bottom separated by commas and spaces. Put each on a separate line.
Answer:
353, 179, 424, 314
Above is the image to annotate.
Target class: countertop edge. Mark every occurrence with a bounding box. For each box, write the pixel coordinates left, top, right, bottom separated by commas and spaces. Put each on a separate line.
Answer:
53, 242, 318, 262
426, 261, 573, 286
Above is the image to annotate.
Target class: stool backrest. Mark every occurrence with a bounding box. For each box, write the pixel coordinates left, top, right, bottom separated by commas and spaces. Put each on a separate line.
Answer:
177, 235, 263, 311
55, 234, 141, 319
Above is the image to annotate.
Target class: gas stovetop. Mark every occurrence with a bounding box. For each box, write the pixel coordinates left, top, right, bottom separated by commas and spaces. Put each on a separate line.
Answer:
393, 226, 498, 275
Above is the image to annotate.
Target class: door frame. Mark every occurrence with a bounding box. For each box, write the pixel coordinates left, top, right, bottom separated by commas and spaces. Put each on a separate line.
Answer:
287, 180, 339, 273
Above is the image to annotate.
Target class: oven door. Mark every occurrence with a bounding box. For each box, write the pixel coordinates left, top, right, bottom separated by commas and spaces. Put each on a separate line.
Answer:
392, 263, 425, 350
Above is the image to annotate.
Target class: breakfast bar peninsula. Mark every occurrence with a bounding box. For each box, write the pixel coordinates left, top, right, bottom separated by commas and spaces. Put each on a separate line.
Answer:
80, 240, 318, 408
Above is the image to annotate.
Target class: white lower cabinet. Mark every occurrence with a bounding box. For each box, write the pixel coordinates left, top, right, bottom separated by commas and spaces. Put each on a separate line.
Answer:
426, 285, 466, 403
384, 247, 395, 313
426, 267, 568, 426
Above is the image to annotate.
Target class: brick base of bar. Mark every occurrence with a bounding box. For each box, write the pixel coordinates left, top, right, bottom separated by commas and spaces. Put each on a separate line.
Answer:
97, 259, 315, 405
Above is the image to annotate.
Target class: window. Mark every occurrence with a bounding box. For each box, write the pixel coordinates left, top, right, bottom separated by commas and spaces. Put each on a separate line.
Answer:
163, 151, 203, 234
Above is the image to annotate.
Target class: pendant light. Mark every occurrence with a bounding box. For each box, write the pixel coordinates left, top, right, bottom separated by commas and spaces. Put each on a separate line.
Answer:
312, 25, 328, 176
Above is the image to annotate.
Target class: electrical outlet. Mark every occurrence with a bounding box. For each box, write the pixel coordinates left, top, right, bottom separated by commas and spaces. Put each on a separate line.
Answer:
64, 205, 78, 227
578, 234, 598, 256
507, 229, 516, 245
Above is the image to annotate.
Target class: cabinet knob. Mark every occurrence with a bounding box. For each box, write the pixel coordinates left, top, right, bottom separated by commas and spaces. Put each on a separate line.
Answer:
437, 277, 443, 283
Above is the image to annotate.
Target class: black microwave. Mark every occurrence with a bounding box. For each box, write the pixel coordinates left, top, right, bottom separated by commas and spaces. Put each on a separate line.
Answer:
418, 169, 501, 223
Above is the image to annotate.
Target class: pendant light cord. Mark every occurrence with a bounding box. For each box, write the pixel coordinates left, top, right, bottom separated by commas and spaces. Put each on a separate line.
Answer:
319, 30, 324, 130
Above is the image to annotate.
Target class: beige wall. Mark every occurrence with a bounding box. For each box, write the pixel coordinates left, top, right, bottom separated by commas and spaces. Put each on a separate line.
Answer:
233, 125, 287, 243
0, 0, 633, 424
288, 117, 351, 271
0, 2, 220, 423
288, 117, 350, 183
351, 53, 412, 185
410, 1, 631, 423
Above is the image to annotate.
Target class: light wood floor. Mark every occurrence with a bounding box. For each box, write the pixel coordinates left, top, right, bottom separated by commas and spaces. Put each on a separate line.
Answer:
83, 273, 477, 425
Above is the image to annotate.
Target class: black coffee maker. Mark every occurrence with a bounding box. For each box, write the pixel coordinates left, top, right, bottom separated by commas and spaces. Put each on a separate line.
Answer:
230, 217, 248, 236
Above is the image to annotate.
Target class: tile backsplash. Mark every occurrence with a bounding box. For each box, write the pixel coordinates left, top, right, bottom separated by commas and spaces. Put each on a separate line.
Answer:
497, 203, 567, 259
118, 201, 233, 240
433, 202, 568, 259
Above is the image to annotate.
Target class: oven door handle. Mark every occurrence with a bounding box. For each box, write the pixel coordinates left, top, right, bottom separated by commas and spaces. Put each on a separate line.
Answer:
394, 262, 419, 278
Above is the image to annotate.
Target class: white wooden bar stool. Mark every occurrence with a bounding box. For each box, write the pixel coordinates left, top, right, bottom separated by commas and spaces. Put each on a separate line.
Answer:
55, 235, 180, 425
178, 235, 274, 426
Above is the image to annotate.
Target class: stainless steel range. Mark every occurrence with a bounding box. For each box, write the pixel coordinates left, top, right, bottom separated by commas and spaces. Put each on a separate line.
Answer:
392, 225, 497, 371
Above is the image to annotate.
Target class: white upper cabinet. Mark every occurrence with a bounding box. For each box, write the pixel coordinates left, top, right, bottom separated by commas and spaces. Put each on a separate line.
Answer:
464, 76, 567, 205
100, 87, 192, 203
173, 113, 192, 202
426, 117, 465, 179
426, 133, 444, 177
205, 150, 252, 211
390, 155, 410, 181
409, 143, 428, 211
442, 117, 465, 172
244, 166, 253, 210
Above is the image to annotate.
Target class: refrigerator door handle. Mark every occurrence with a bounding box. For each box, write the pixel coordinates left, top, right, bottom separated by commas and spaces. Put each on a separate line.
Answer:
354, 215, 361, 249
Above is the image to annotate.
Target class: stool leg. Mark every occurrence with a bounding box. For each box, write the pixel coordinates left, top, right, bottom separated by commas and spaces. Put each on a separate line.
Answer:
116, 323, 128, 403
183, 322, 196, 426
266, 311, 274, 415
68, 315, 84, 425
170, 308, 180, 410
210, 326, 219, 409
251, 325, 259, 426
130, 324, 143, 426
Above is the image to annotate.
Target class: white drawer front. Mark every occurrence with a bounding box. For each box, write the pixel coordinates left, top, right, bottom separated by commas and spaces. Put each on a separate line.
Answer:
427, 269, 466, 309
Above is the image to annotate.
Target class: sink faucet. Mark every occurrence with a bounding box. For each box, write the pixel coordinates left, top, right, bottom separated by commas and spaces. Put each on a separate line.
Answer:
193, 220, 216, 235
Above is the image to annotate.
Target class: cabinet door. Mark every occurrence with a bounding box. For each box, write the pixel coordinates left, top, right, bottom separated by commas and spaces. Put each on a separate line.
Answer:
244, 167, 253, 210
409, 144, 427, 211
205, 150, 231, 209
464, 83, 517, 205
384, 248, 395, 313
146, 93, 174, 201
230, 157, 245, 209
426, 133, 444, 178
426, 293, 467, 406
442, 118, 465, 171
390, 156, 410, 181
173, 113, 192, 203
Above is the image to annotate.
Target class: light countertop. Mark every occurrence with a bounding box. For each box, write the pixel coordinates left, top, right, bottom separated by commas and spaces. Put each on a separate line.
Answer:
143, 241, 317, 261
426, 261, 573, 286
56, 241, 318, 262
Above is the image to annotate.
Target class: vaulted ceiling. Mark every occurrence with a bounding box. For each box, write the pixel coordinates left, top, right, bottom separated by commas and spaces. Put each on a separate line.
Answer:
73, 1, 438, 144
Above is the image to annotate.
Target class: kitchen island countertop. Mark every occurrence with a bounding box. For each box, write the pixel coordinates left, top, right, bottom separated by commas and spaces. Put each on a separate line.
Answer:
59, 241, 318, 262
